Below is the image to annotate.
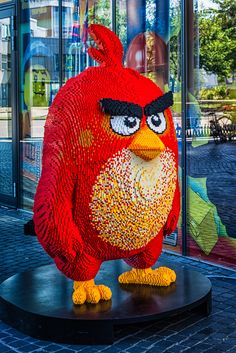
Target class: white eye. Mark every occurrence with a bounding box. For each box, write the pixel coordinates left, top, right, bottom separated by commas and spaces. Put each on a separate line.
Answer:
110, 116, 141, 136
146, 112, 166, 134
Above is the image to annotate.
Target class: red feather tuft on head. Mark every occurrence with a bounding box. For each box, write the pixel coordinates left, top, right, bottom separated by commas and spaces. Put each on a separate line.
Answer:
88, 24, 123, 67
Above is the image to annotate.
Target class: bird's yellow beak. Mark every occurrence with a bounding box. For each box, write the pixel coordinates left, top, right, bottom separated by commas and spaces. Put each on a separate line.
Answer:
128, 126, 165, 161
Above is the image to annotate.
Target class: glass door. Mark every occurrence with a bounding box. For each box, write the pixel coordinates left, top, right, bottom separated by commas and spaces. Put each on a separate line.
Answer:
0, 6, 17, 207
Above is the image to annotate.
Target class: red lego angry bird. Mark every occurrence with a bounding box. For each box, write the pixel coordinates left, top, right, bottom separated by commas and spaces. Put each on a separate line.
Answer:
33, 24, 180, 305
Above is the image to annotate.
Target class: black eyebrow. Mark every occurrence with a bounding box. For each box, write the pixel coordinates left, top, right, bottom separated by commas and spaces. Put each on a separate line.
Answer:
144, 91, 173, 116
100, 98, 143, 119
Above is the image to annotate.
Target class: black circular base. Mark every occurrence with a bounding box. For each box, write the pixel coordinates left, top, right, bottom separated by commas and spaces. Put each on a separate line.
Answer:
0, 261, 212, 344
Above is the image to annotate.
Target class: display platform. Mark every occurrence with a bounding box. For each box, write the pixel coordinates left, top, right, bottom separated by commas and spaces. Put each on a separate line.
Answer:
0, 261, 212, 344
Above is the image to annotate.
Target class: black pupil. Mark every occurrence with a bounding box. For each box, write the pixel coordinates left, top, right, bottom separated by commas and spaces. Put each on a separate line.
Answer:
124, 117, 137, 129
151, 115, 161, 127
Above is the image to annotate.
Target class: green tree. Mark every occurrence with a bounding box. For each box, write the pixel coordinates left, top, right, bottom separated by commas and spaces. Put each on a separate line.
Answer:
212, 0, 236, 30
89, 0, 111, 28
169, 4, 181, 82
199, 1, 236, 81
212, 0, 236, 70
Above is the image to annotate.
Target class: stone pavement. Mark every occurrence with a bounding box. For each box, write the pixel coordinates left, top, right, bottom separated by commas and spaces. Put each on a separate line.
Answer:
0, 206, 236, 353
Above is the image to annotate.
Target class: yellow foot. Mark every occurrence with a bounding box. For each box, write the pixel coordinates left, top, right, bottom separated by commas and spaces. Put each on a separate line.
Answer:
72, 279, 112, 305
118, 267, 176, 287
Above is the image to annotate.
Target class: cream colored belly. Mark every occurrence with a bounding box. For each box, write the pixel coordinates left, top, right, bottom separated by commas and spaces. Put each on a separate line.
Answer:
90, 148, 177, 251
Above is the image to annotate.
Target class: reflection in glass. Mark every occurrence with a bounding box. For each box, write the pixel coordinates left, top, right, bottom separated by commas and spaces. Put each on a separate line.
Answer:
186, 0, 236, 267
0, 17, 13, 196
63, 0, 112, 82
20, 0, 60, 209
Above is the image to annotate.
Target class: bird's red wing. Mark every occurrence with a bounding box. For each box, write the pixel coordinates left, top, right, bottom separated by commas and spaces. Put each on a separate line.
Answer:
163, 182, 180, 236
33, 81, 84, 279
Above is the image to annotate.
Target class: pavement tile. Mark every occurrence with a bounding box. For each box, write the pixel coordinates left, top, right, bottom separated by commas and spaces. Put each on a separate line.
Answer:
123, 345, 146, 353
16, 344, 41, 352
64, 345, 88, 351
145, 346, 174, 353
198, 327, 215, 335
193, 342, 213, 351
217, 342, 236, 351
23, 338, 42, 345
225, 337, 236, 345
8, 339, 30, 348
150, 340, 175, 350
27, 337, 52, 347
0, 332, 11, 339
163, 347, 188, 353
110, 340, 140, 350
203, 347, 227, 353
81, 348, 119, 353
136, 339, 155, 349
0, 343, 13, 352
53, 348, 77, 353
1, 335, 20, 344
40, 344, 64, 352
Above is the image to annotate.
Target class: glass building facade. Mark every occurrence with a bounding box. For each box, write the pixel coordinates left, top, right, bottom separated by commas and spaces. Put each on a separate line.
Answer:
0, 0, 235, 268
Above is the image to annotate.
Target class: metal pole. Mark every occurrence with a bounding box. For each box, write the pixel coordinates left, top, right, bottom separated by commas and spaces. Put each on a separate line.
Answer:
112, 0, 116, 33
16, 0, 21, 208
181, 0, 187, 256
59, 0, 63, 86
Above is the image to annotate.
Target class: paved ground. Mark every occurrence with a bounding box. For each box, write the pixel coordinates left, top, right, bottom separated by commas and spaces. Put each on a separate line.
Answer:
0, 206, 236, 353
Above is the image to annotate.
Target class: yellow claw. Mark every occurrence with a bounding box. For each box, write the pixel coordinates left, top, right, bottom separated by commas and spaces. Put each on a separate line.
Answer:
97, 284, 113, 301
118, 267, 176, 287
72, 287, 86, 305
156, 266, 176, 282
72, 279, 112, 305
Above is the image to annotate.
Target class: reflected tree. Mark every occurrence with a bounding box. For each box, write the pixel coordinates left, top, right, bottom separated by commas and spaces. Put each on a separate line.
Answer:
199, 0, 236, 82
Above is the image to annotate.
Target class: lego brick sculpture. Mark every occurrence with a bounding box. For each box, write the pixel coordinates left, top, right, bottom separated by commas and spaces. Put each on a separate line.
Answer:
33, 24, 180, 305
